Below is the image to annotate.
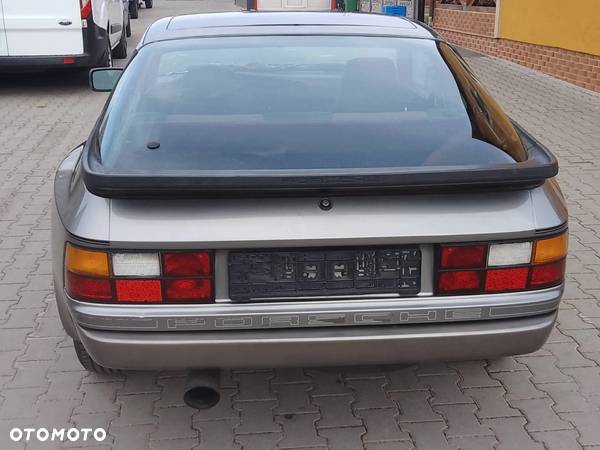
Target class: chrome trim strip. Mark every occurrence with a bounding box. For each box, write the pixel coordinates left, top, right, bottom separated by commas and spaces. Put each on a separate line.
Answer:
68, 285, 563, 332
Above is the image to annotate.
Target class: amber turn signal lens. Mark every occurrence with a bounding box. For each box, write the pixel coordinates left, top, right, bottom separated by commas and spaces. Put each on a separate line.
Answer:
534, 232, 568, 264
65, 243, 110, 277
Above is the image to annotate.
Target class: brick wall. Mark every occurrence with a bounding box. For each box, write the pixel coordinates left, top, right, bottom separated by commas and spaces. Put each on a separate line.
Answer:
433, 8, 600, 92
437, 29, 600, 92
433, 8, 495, 38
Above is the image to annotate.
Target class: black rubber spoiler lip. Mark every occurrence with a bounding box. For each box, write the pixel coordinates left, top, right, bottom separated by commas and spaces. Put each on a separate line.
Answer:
82, 122, 558, 199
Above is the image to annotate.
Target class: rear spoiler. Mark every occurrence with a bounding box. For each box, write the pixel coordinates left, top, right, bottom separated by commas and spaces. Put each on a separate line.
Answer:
81, 122, 558, 199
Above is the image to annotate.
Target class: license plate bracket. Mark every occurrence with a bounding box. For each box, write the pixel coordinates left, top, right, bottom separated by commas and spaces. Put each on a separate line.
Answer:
228, 246, 421, 301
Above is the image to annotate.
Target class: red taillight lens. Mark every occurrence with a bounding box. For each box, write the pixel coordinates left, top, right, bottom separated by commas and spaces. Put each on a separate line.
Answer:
66, 272, 112, 302
163, 252, 211, 277
165, 279, 212, 302
485, 267, 529, 292
115, 279, 162, 303
65, 244, 214, 304
438, 271, 483, 293
530, 259, 566, 289
437, 232, 567, 295
80, 0, 92, 19
440, 245, 486, 269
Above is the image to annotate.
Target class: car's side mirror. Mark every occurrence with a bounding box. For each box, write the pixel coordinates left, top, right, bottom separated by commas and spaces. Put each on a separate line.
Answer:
89, 68, 124, 92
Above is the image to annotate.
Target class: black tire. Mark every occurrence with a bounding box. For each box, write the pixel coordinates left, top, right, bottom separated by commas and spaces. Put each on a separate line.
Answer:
145, 0, 153, 8
126, 17, 131, 37
112, 28, 127, 59
129, 0, 139, 19
74, 340, 120, 374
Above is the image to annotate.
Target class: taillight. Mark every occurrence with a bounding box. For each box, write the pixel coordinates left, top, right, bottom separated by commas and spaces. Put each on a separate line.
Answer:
80, 0, 92, 19
437, 231, 567, 295
440, 245, 486, 269
64, 244, 214, 304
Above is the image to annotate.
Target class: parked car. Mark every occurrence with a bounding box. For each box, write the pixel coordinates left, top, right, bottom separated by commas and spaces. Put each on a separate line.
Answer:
53, 13, 567, 381
129, 0, 153, 19
0, 0, 127, 71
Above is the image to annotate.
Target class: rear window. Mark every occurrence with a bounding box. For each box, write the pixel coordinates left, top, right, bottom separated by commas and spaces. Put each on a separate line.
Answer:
96, 35, 526, 173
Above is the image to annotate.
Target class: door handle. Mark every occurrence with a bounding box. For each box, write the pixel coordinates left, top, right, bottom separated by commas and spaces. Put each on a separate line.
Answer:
59, 20, 73, 26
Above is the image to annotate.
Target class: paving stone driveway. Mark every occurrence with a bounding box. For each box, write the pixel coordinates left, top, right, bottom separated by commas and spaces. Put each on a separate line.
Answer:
1, 1, 600, 448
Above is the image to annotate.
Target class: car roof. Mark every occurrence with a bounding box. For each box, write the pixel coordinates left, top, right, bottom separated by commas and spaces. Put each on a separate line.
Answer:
140, 12, 437, 46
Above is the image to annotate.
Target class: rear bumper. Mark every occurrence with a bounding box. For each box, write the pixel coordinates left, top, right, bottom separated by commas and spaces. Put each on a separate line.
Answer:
0, 18, 107, 71
77, 311, 557, 369
0, 54, 97, 70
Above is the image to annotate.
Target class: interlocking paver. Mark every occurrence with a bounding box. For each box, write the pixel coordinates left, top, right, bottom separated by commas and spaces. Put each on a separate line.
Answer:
482, 417, 544, 450
463, 387, 521, 419
390, 391, 442, 423
516, 355, 574, 383
385, 366, 426, 392
346, 378, 395, 410
356, 408, 409, 442
509, 398, 573, 432
492, 371, 547, 401
234, 432, 281, 450
0, 3, 600, 448
75, 382, 122, 415
364, 441, 414, 450
446, 435, 497, 450
423, 374, 473, 406
434, 404, 493, 438
0, 388, 46, 419
194, 419, 241, 450
400, 421, 450, 450
110, 424, 155, 450
39, 371, 85, 402
560, 411, 600, 446
150, 407, 197, 441
312, 395, 362, 429
529, 429, 581, 450
233, 371, 276, 402
272, 382, 318, 415
306, 369, 352, 396
535, 382, 597, 413
111, 393, 160, 427
275, 412, 326, 448
234, 400, 279, 434
318, 426, 366, 450
449, 362, 501, 388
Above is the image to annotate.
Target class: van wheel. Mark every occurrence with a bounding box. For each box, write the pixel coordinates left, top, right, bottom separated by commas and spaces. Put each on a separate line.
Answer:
73, 340, 120, 374
112, 28, 128, 59
129, 0, 139, 19
126, 18, 132, 37
145, 0, 153, 8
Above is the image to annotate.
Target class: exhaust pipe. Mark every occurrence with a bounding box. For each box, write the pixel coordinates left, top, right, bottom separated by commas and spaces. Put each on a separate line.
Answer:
183, 369, 221, 410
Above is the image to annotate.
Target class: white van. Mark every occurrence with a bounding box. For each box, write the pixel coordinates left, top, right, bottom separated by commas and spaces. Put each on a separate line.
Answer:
0, 0, 127, 71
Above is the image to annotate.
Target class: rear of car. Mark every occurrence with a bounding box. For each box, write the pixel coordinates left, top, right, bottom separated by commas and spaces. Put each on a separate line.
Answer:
52, 13, 567, 371
0, 0, 123, 70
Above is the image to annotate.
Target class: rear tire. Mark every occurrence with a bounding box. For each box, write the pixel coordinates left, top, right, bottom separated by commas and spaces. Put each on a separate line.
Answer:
73, 340, 120, 374
145, 0, 153, 8
126, 18, 132, 37
112, 29, 128, 59
129, 0, 139, 19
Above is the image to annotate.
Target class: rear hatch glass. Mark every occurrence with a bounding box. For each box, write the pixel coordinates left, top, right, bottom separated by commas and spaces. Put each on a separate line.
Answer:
84, 34, 557, 196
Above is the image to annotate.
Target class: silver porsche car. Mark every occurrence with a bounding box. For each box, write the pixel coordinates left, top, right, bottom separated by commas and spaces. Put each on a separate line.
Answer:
52, 12, 568, 374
